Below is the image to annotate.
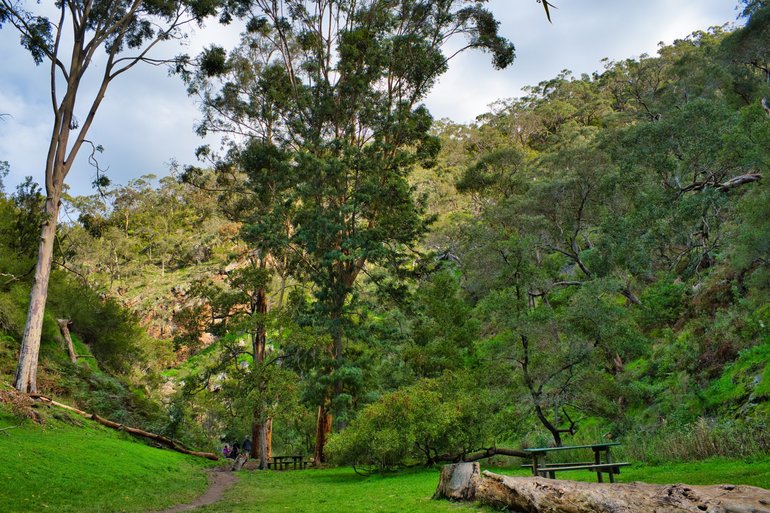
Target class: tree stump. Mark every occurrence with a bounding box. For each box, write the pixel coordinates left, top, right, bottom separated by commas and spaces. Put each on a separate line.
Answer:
433, 463, 770, 513
231, 453, 250, 471
432, 462, 481, 501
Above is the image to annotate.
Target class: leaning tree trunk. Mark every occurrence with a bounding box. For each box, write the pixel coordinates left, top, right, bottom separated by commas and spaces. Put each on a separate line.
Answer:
14, 196, 60, 393
57, 319, 77, 363
434, 463, 770, 513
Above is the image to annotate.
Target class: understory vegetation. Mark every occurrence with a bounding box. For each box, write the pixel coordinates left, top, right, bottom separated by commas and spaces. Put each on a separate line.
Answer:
0, 1, 769, 497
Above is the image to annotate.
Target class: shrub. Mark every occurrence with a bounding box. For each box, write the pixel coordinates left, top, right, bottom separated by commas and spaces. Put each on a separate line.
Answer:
326, 373, 499, 470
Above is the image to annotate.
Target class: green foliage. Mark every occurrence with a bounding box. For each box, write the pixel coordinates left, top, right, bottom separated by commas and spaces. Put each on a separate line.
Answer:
327, 373, 499, 470
637, 276, 688, 331
405, 268, 480, 377
704, 342, 770, 418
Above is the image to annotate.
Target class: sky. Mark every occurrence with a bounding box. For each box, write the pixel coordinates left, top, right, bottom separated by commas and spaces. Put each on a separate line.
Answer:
0, 1, 743, 198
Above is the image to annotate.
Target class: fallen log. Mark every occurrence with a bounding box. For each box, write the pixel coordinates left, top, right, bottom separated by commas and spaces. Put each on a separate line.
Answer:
30, 394, 219, 461
434, 462, 770, 513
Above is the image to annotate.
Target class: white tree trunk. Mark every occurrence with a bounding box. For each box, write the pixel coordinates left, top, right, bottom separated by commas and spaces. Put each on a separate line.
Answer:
14, 197, 60, 393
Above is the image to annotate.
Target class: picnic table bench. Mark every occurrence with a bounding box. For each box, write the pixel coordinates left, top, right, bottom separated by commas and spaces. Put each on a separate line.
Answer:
268, 455, 308, 470
522, 442, 629, 483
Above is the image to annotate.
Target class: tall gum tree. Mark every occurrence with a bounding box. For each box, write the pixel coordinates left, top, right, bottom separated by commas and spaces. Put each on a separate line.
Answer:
190, 0, 517, 462
0, 0, 224, 393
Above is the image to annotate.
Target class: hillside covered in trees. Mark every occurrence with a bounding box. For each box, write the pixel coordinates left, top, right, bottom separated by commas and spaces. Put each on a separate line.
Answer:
1, 1, 770, 481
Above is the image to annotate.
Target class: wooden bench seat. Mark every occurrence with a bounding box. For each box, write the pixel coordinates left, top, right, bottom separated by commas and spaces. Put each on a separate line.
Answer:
525, 462, 630, 482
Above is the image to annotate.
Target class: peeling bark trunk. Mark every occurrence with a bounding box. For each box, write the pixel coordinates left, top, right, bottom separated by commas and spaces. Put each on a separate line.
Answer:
434, 463, 770, 513
57, 319, 77, 363
253, 419, 270, 470
14, 197, 60, 393
314, 405, 332, 466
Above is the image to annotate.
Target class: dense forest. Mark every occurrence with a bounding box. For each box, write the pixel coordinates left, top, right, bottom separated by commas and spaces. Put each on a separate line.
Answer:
1, 0, 770, 478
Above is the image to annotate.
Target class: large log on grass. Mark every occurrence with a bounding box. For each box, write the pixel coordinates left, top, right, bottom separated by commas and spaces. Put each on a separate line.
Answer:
435, 463, 770, 513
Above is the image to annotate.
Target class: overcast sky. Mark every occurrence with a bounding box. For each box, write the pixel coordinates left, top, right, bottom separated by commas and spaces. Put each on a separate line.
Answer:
0, 1, 742, 198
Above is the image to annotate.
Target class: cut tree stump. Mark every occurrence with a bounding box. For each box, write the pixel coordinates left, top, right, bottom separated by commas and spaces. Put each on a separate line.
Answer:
434, 462, 770, 513
432, 462, 481, 501
231, 453, 250, 471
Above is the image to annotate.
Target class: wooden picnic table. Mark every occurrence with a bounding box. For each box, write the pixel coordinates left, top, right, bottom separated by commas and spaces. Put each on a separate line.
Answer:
268, 455, 307, 470
522, 442, 628, 483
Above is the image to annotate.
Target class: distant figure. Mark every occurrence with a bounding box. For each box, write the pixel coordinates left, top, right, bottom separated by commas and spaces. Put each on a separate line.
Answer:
222, 444, 231, 458
242, 437, 253, 455
230, 441, 239, 459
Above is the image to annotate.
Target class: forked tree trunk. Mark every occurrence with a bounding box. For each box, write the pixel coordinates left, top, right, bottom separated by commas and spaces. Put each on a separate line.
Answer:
434, 463, 770, 513
14, 196, 60, 393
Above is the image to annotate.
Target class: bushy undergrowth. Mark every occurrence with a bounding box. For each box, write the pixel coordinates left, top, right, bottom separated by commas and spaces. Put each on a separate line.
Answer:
626, 417, 770, 464
327, 373, 501, 470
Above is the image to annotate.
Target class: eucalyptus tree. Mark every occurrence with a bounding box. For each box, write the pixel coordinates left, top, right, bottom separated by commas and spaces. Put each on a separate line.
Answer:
1, 0, 226, 393
192, 0, 515, 461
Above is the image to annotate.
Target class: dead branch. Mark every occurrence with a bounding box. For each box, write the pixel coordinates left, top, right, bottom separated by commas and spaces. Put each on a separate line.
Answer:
29, 394, 219, 461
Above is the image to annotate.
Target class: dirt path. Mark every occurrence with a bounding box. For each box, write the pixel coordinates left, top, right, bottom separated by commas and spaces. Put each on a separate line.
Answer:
149, 468, 238, 513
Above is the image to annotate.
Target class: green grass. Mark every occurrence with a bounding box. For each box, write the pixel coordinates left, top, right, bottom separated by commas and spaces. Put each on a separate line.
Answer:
0, 411, 211, 513
192, 466, 496, 513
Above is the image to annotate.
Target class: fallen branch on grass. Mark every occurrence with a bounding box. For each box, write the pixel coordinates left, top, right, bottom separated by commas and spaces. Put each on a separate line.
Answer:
29, 394, 219, 461
0, 424, 20, 435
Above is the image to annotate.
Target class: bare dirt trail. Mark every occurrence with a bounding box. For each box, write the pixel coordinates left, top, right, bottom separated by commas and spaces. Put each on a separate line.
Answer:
149, 468, 238, 513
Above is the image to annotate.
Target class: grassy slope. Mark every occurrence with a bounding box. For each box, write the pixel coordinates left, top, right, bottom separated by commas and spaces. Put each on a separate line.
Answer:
0, 411, 211, 513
